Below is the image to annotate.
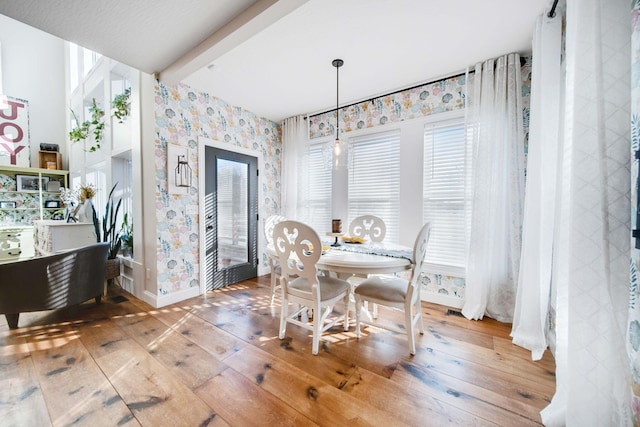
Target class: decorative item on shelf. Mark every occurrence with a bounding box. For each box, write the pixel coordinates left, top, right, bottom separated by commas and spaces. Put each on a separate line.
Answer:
44, 200, 60, 208
59, 187, 79, 223
0, 95, 30, 167
39, 143, 59, 152
76, 183, 96, 223
111, 87, 131, 123
167, 145, 191, 195
69, 98, 105, 152
0, 201, 16, 209
46, 180, 61, 192
16, 174, 48, 192
38, 150, 62, 169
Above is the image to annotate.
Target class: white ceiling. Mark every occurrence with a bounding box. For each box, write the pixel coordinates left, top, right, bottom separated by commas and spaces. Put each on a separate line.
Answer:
0, 0, 551, 123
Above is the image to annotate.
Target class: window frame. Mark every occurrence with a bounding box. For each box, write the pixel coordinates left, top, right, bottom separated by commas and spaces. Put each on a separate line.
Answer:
346, 129, 401, 243
297, 139, 333, 236
422, 113, 470, 278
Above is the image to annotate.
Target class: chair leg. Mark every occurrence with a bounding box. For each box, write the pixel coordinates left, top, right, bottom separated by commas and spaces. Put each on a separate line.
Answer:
312, 304, 322, 355
405, 306, 416, 355
269, 259, 277, 305
343, 293, 350, 332
355, 296, 362, 338
5, 313, 19, 329
279, 293, 288, 340
415, 298, 424, 335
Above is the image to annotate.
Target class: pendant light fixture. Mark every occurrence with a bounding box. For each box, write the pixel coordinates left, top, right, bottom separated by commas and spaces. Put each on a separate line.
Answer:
332, 58, 345, 169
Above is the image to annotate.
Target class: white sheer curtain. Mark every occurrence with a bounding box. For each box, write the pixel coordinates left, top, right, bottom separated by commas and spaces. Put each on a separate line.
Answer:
510, 13, 562, 361
541, 0, 631, 424
462, 54, 525, 322
281, 115, 308, 219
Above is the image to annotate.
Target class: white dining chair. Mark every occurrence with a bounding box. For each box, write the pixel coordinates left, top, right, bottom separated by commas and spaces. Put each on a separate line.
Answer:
273, 220, 351, 355
354, 222, 431, 355
348, 215, 386, 242
348, 214, 387, 316
265, 214, 287, 305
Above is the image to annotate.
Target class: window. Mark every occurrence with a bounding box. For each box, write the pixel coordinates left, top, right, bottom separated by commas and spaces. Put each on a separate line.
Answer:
423, 117, 470, 272
348, 130, 401, 243
69, 43, 78, 92
298, 141, 332, 235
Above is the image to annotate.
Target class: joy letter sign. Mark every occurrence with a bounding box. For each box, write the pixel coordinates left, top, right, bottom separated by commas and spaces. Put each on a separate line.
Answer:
0, 96, 30, 167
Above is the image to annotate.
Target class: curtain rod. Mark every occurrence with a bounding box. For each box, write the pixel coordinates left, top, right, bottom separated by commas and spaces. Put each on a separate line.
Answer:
548, 0, 559, 18
307, 70, 470, 120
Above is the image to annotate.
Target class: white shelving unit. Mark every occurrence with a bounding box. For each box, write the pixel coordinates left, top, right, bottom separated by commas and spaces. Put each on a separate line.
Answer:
0, 165, 69, 225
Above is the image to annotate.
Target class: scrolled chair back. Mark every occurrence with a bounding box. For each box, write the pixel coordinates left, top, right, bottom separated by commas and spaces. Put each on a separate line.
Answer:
409, 222, 432, 288
264, 214, 287, 245
349, 215, 386, 242
272, 220, 321, 284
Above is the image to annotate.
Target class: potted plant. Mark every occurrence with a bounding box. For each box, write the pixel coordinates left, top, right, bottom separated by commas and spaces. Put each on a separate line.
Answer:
120, 212, 133, 257
69, 98, 105, 152
91, 183, 122, 281
111, 88, 131, 123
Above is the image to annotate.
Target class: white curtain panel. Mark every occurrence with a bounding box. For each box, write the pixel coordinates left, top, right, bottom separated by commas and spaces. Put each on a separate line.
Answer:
541, 0, 631, 425
281, 115, 308, 219
462, 53, 526, 322
510, 13, 562, 361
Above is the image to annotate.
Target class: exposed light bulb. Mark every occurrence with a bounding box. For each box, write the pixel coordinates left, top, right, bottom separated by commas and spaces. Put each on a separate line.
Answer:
334, 138, 341, 156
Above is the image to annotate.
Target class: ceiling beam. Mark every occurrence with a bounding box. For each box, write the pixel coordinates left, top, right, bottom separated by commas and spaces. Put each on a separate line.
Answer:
158, 0, 308, 85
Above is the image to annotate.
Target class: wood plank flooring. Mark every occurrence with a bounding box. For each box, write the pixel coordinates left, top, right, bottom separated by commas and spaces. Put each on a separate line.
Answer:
0, 275, 556, 426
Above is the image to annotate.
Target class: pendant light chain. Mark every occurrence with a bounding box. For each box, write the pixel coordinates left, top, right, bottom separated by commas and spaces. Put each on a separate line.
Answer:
332, 59, 344, 141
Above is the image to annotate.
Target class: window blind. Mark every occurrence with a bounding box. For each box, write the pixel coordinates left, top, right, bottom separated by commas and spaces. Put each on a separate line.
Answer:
299, 142, 332, 235
423, 118, 470, 269
348, 130, 400, 243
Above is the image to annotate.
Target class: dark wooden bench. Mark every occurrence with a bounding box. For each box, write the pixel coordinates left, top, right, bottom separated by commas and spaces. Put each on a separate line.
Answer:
0, 242, 109, 329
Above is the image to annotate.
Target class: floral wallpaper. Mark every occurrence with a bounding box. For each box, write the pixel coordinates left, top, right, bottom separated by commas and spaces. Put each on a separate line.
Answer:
629, 1, 640, 422
309, 74, 466, 139
154, 82, 281, 296
307, 64, 532, 302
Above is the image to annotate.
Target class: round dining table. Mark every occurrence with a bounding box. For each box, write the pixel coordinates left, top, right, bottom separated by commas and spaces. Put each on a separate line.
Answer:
316, 249, 411, 277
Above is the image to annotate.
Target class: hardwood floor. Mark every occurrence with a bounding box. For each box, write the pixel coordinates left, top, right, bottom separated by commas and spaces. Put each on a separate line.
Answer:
0, 275, 555, 426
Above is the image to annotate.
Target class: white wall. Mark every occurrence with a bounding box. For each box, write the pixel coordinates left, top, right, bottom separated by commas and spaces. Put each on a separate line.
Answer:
0, 14, 67, 168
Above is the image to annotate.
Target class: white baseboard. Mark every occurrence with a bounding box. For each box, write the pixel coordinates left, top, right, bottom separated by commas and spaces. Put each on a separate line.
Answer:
143, 287, 201, 308
421, 290, 464, 309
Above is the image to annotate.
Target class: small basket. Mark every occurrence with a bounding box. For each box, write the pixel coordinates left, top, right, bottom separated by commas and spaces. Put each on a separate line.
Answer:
105, 258, 121, 280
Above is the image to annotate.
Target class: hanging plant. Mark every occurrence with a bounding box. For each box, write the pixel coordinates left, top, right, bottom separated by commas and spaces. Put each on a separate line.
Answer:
112, 87, 131, 123
69, 98, 105, 152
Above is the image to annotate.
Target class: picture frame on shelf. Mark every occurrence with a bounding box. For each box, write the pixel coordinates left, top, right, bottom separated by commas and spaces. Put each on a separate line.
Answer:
16, 175, 49, 192
0, 201, 17, 209
44, 200, 60, 208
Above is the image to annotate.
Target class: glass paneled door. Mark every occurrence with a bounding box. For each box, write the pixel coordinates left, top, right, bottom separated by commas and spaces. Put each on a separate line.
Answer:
204, 146, 258, 290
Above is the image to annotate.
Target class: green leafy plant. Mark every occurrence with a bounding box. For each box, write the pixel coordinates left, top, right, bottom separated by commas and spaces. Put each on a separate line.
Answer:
69, 98, 105, 152
91, 183, 122, 259
112, 88, 131, 123
120, 212, 133, 256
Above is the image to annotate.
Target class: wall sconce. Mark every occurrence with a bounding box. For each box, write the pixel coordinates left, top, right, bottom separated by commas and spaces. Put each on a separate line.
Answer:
167, 145, 190, 195
175, 154, 192, 188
